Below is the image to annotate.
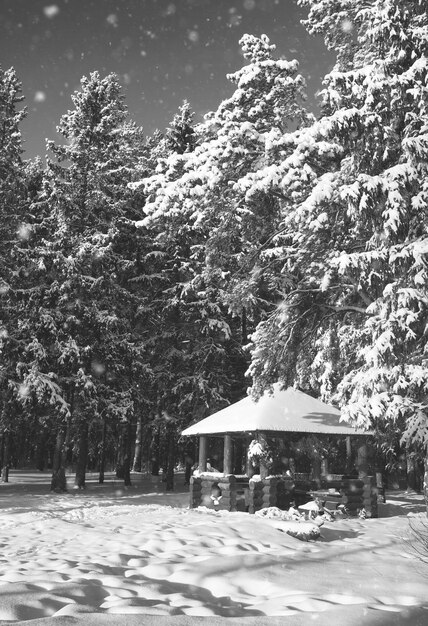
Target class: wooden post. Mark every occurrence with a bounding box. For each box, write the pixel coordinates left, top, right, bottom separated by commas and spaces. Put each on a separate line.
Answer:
198, 435, 207, 472
246, 441, 254, 478
224, 434, 233, 475
312, 457, 321, 488
356, 441, 369, 478
346, 436, 352, 473
260, 461, 269, 479
321, 457, 328, 477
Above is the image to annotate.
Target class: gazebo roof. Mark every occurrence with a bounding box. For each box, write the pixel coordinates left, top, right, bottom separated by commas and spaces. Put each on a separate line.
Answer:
181, 385, 370, 437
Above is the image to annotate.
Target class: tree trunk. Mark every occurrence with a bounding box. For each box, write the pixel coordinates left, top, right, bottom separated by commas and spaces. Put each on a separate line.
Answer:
406, 445, 418, 492
132, 414, 143, 472
98, 419, 106, 484
116, 421, 132, 486
415, 455, 424, 494
184, 441, 195, 485
0, 432, 4, 475
150, 427, 160, 476
241, 307, 248, 344
165, 426, 175, 491
36, 428, 48, 471
115, 426, 124, 479
424, 453, 428, 516
1, 432, 10, 483
50, 426, 67, 492
123, 421, 132, 487
74, 420, 88, 489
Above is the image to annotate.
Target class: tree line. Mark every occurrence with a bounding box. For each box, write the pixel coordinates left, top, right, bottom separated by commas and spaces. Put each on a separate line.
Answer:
0, 0, 427, 496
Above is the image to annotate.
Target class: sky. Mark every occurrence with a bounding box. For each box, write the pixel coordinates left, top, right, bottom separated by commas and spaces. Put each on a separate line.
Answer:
0, 0, 335, 160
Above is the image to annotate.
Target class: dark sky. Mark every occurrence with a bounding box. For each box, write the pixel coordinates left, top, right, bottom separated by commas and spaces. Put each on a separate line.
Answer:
0, 0, 334, 160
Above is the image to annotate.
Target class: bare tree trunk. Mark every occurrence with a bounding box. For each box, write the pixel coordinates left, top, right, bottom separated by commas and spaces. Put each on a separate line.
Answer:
0, 432, 3, 474
424, 453, 428, 516
242, 307, 248, 344
98, 419, 106, 484
74, 419, 88, 489
150, 427, 160, 476
36, 427, 48, 471
123, 421, 132, 487
165, 426, 175, 491
406, 444, 418, 492
184, 440, 195, 485
50, 426, 67, 492
132, 414, 143, 472
116, 421, 132, 486
1, 432, 10, 483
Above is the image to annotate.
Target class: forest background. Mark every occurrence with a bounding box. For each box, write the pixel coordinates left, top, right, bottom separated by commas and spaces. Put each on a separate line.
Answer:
1, 0, 427, 501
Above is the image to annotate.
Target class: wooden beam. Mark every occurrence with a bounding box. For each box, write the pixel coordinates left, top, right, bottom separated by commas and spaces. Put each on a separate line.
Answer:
321, 457, 328, 477
223, 434, 233, 475
246, 438, 254, 478
356, 441, 368, 478
346, 436, 352, 473
198, 436, 207, 472
312, 457, 321, 488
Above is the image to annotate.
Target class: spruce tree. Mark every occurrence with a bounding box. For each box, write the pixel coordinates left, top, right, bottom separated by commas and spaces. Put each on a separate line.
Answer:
133, 105, 238, 466
0, 67, 28, 481
247, 1, 428, 458
133, 36, 310, 436
23, 72, 149, 489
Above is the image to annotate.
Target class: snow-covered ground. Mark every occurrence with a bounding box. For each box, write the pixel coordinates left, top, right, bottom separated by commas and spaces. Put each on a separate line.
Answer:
0, 471, 427, 625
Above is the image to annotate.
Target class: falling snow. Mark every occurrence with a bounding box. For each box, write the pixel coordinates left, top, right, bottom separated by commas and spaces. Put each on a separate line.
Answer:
17, 224, 32, 240
106, 13, 119, 28
43, 4, 60, 19
188, 29, 199, 43
341, 18, 354, 33
34, 91, 46, 102
164, 3, 177, 16
0, 0, 334, 160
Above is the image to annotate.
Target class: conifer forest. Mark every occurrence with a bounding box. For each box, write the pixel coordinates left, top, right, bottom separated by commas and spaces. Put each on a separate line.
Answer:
0, 0, 427, 497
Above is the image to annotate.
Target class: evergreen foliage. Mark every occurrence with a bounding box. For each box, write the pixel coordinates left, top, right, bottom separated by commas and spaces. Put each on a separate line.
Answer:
17, 73, 150, 487
248, 0, 428, 449
0, 66, 31, 480
133, 101, 248, 439
0, 0, 427, 492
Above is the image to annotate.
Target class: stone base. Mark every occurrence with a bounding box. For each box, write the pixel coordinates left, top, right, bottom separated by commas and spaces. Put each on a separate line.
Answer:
189, 474, 237, 511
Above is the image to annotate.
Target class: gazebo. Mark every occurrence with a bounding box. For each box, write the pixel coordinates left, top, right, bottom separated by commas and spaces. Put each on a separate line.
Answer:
182, 385, 377, 516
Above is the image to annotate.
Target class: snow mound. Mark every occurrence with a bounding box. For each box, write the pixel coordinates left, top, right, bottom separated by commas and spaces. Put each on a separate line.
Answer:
255, 506, 301, 520
255, 508, 321, 540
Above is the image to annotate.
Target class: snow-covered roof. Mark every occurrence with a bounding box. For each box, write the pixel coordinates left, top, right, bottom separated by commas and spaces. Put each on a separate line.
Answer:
182, 385, 370, 437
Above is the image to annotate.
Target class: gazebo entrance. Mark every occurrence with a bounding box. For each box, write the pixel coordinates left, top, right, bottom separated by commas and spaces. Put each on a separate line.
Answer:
181, 386, 377, 517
